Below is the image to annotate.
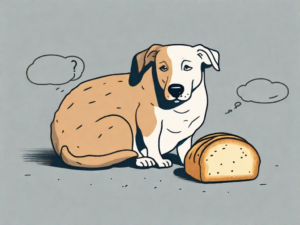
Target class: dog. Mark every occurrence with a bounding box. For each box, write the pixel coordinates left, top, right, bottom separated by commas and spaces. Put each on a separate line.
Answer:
51, 44, 220, 168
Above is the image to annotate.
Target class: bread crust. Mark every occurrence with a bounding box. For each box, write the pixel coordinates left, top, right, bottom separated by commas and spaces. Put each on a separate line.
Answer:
185, 138, 213, 180
193, 132, 248, 146
185, 134, 260, 182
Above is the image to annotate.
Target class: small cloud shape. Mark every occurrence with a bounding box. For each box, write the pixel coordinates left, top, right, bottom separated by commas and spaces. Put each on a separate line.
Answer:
26, 54, 85, 85
237, 78, 289, 104
234, 101, 242, 109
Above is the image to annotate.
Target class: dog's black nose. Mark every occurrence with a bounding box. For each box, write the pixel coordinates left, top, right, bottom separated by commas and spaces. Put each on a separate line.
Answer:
168, 84, 184, 98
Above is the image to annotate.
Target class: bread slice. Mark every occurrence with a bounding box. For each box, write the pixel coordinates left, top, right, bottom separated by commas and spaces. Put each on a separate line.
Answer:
187, 134, 247, 166
185, 134, 260, 182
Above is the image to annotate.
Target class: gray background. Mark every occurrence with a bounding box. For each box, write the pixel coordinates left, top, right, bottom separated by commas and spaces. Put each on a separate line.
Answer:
1, 0, 299, 224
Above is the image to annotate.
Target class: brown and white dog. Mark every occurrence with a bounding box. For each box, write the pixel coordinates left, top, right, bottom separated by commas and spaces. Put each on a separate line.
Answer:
51, 44, 220, 168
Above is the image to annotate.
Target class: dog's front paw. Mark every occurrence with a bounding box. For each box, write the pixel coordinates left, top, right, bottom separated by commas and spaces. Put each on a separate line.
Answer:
136, 157, 156, 168
156, 159, 173, 168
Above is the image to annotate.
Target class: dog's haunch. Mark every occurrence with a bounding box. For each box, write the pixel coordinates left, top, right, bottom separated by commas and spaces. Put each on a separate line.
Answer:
26, 55, 85, 85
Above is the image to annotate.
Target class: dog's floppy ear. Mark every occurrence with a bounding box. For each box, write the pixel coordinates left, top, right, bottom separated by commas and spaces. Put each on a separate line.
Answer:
129, 44, 163, 86
194, 44, 220, 71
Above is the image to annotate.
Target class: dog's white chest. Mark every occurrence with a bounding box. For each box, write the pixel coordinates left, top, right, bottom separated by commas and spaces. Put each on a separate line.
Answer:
155, 84, 208, 154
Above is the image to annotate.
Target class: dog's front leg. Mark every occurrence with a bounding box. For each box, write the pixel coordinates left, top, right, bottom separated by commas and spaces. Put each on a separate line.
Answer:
136, 120, 171, 168
177, 136, 192, 165
134, 126, 158, 167
142, 120, 172, 168
135, 105, 171, 168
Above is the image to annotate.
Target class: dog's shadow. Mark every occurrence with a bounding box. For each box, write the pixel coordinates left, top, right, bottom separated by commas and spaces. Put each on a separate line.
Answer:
21, 148, 183, 171
22, 148, 253, 184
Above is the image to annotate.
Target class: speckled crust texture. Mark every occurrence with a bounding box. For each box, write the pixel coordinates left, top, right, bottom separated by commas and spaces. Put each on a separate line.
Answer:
185, 134, 260, 182
185, 134, 247, 180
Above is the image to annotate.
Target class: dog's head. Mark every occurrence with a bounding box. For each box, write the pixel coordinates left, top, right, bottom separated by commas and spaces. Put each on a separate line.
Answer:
129, 44, 220, 107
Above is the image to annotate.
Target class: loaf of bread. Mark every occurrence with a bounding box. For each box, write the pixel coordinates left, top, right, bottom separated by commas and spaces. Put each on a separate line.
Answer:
184, 133, 260, 182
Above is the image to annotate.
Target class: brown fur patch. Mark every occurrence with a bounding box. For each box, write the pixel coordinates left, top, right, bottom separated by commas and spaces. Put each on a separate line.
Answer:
155, 47, 173, 100
132, 46, 172, 137
134, 67, 158, 137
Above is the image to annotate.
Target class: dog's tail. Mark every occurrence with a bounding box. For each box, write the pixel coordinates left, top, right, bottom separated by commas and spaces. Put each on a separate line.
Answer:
51, 114, 138, 168
60, 146, 138, 168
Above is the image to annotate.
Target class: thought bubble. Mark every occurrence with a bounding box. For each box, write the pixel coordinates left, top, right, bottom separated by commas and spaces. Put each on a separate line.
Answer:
225, 109, 232, 114
224, 102, 242, 115
234, 102, 242, 109
237, 78, 289, 104
26, 54, 85, 85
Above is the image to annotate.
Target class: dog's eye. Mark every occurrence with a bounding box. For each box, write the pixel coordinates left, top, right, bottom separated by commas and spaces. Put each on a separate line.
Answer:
184, 65, 193, 71
159, 65, 168, 72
